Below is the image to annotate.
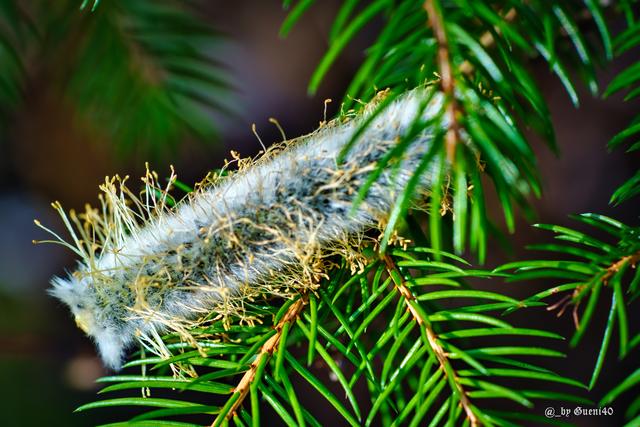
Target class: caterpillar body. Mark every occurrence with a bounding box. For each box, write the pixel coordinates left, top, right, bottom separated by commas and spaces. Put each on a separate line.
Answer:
44, 87, 444, 370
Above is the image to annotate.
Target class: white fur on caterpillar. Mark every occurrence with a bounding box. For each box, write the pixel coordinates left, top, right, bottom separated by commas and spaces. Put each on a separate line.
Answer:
42, 87, 445, 370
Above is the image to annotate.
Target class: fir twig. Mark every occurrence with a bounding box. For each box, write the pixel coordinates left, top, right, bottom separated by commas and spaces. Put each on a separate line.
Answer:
424, 0, 461, 164
210, 296, 308, 426
382, 254, 479, 427
602, 250, 640, 286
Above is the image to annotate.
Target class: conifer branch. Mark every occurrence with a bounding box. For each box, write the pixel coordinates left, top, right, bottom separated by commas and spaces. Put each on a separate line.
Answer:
424, 0, 461, 164
382, 254, 478, 427
603, 250, 640, 286
547, 249, 640, 325
211, 296, 308, 426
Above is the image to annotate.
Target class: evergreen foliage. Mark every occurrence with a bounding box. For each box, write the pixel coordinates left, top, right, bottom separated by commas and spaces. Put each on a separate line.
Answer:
22, 0, 640, 426
0, 0, 232, 153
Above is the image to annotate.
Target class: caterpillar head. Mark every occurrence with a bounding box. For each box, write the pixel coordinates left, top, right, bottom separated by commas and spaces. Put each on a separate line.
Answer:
49, 275, 128, 370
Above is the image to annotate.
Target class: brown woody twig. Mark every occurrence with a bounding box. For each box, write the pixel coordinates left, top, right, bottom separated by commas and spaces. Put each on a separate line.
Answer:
382, 254, 479, 427
210, 296, 307, 426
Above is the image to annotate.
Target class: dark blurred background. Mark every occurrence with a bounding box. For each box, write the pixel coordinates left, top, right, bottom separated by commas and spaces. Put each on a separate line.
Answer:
0, 1, 637, 426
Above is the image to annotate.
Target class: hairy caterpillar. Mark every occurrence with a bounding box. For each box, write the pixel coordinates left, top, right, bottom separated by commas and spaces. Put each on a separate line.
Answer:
41, 87, 445, 370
